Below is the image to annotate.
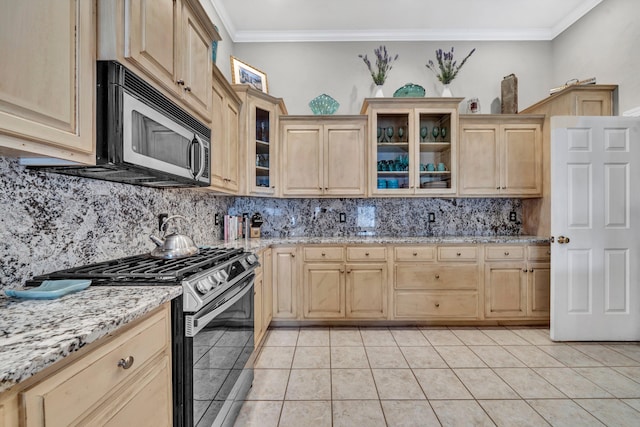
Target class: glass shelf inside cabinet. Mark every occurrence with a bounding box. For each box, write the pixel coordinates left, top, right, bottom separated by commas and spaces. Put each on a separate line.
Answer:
417, 112, 452, 190
255, 107, 271, 188
376, 113, 410, 190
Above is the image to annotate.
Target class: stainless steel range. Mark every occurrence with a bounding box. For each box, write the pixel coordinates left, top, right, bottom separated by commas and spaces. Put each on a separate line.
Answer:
28, 246, 259, 427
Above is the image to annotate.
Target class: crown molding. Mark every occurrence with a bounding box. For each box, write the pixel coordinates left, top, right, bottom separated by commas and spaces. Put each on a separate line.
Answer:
231, 28, 558, 43
550, 0, 602, 38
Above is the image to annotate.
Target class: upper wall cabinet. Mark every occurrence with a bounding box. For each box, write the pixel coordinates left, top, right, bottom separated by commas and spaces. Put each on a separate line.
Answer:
233, 85, 287, 196
280, 116, 367, 197
209, 66, 241, 194
361, 98, 462, 197
459, 115, 544, 197
98, 0, 219, 123
0, 0, 95, 164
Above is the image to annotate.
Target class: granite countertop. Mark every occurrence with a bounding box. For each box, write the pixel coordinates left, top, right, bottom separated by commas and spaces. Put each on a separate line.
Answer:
213, 235, 551, 252
0, 286, 181, 394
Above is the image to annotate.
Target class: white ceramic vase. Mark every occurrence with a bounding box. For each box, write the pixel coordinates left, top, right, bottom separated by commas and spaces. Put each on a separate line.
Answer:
374, 85, 384, 97
441, 84, 453, 97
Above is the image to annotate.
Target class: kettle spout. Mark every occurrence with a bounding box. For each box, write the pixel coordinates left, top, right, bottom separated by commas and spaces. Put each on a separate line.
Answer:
150, 235, 164, 247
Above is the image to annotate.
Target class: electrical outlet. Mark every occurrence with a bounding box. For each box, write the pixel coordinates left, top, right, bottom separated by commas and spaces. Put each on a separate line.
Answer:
339, 212, 346, 223
428, 212, 436, 223
509, 211, 517, 222
214, 213, 220, 225
158, 213, 168, 231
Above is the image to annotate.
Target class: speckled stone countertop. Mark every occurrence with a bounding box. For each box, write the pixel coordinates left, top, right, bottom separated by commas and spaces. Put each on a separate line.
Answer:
212, 235, 551, 252
0, 286, 181, 394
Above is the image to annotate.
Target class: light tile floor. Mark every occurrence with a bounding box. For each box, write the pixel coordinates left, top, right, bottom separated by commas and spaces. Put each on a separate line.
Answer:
233, 327, 640, 426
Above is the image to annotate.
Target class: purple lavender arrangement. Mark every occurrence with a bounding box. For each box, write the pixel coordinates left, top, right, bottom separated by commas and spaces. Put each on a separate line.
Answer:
359, 45, 399, 85
426, 47, 476, 84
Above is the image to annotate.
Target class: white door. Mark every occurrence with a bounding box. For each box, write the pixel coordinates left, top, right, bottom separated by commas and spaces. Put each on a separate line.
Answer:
551, 116, 640, 341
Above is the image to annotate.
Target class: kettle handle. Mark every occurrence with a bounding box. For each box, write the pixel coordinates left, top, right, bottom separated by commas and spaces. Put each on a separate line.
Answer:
160, 215, 191, 235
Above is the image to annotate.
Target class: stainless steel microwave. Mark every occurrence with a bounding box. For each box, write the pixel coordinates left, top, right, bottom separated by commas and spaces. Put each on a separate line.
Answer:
29, 61, 211, 188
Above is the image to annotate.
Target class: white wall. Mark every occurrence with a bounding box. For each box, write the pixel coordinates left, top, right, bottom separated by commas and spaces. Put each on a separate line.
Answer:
552, 0, 640, 114
232, 41, 553, 115
199, 1, 235, 82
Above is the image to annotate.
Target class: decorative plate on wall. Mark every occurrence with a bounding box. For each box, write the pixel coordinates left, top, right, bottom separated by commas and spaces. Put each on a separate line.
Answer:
309, 94, 340, 115
393, 83, 426, 97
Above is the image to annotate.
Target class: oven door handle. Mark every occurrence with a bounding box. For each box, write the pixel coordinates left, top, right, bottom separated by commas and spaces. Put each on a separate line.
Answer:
186, 277, 254, 337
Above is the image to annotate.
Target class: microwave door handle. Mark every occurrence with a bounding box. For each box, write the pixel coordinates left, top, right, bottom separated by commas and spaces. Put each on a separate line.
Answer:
186, 137, 195, 175
193, 134, 206, 180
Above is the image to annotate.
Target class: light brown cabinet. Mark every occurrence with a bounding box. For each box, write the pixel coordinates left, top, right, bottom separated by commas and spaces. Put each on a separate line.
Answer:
234, 85, 287, 196
20, 304, 172, 426
459, 116, 543, 197
254, 270, 265, 344
98, 0, 218, 123
0, 0, 95, 164
393, 245, 480, 320
280, 116, 367, 197
484, 245, 550, 319
209, 66, 241, 193
362, 98, 462, 197
272, 246, 298, 319
263, 248, 274, 327
254, 247, 274, 345
301, 246, 387, 320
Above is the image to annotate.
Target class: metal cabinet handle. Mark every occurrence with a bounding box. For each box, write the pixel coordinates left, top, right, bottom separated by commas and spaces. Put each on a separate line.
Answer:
176, 79, 185, 85
347, 270, 351, 274
184, 86, 192, 92
501, 186, 506, 189
496, 187, 500, 190
529, 269, 534, 273
291, 253, 295, 258
504, 251, 509, 256
117, 356, 134, 370
435, 274, 440, 279
522, 268, 527, 272
321, 252, 326, 256
557, 236, 570, 244
413, 252, 418, 256
340, 269, 345, 273
365, 252, 370, 256
435, 303, 440, 308
456, 252, 461, 256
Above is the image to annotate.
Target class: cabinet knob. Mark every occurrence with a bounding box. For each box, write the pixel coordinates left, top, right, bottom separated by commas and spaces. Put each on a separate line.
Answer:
184, 86, 192, 92
321, 252, 326, 256
271, 185, 276, 189
496, 187, 500, 190
501, 186, 506, 189
529, 269, 534, 273
340, 269, 345, 273
456, 252, 461, 256
413, 252, 418, 256
546, 250, 551, 255
325, 187, 328, 190
365, 252, 370, 256
435, 274, 440, 279
435, 303, 440, 308
347, 270, 352, 274
117, 356, 135, 370
291, 253, 295, 258
522, 268, 527, 272
504, 251, 509, 256
176, 79, 185, 85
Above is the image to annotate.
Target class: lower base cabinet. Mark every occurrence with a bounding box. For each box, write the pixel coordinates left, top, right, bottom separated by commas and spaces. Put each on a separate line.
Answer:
19, 303, 173, 427
395, 291, 478, 318
346, 263, 387, 319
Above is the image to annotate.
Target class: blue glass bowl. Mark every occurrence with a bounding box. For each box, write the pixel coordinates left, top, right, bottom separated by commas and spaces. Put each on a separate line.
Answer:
309, 94, 339, 115
393, 83, 426, 98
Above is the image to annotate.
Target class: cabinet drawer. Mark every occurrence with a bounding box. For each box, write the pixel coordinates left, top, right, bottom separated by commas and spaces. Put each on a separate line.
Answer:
395, 265, 478, 290
347, 246, 386, 261
438, 246, 478, 261
528, 245, 551, 262
22, 306, 170, 427
485, 246, 525, 261
395, 291, 478, 318
303, 246, 344, 261
394, 246, 435, 262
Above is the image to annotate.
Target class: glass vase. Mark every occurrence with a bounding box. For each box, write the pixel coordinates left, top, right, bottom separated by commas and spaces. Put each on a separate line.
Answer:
441, 84, 453, 97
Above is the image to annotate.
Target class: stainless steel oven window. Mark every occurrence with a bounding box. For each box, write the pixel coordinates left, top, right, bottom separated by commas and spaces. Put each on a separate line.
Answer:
187, 277, 255, 427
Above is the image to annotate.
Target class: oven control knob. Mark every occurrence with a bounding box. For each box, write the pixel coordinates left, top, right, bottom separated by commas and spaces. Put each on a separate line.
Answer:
213, 270, 228, 283
195, 278, 213, 294
246, 254, 258, 265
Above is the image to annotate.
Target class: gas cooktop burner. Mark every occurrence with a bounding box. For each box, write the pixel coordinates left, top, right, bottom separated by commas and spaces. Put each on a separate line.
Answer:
27, 247, 245, 286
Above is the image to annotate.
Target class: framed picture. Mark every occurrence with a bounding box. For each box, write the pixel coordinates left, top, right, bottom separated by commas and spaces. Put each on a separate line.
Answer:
230, 56, 268, 93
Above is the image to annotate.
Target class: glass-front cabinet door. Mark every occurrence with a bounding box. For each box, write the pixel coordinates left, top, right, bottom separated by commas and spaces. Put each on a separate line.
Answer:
250, 104, 274, 194
373, 110, 414, 195
414, 109, 456, 195
364, 98, 461, 196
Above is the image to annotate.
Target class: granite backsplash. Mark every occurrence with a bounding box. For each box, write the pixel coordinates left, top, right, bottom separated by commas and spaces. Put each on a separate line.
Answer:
230, 197, 522, 238
1, 156, 522, 289
0, 158, 232, 288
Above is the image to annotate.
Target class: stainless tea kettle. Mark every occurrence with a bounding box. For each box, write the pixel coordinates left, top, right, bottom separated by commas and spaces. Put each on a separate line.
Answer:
149, 215, 199, 259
